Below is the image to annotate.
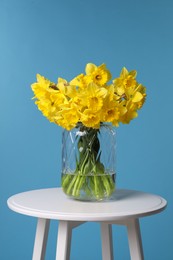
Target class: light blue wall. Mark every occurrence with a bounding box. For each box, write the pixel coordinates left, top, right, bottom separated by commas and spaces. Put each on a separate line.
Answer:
1, 0, 172, 259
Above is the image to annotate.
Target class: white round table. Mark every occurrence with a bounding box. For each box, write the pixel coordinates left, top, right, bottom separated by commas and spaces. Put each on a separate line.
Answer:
7, 188, 167, 260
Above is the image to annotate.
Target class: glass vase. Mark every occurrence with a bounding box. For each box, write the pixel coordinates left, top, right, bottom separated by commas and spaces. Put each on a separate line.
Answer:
61, 123, 116, 201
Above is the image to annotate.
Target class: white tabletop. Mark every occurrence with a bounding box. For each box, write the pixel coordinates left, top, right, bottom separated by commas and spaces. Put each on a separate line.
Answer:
7, 188, 167, 221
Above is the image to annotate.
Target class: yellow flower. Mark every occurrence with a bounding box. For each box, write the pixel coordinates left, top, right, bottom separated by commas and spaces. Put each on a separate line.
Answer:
31, 74, 69, 124
80, 109, 101, 129
55, 102, 79, 130
113, 67, 137, 96
31, 63, 146, 129
132, 84, 146, 109
31, 74, 57, 120
111, 67, 146, 125
124, 83, 146, 110
57, 78, 77, 99
119, 83, 146, 124
85, 63, 112, 86
78, 82, 107, 112
31, 74, 52, 99
120, 107, 138, 124
102, 101, 127, 126
70, 74, 88, 89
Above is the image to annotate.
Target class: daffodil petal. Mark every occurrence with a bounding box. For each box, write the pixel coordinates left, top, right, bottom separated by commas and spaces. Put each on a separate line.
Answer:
132, 92, 143, 102
85, 63, 97, 75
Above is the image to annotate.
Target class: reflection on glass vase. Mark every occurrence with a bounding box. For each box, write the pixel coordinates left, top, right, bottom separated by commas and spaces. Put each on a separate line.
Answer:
61, 123, 116, 201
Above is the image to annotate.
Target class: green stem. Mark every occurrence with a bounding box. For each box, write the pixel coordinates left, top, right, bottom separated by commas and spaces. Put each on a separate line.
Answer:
66, 175, 78, 195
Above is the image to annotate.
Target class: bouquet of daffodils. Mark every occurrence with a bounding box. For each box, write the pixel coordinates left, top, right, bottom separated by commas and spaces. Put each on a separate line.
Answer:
31, 63, 146, 200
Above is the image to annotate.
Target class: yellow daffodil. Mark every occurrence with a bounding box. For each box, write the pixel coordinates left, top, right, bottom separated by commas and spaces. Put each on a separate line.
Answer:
113, 67, 137, 96
80, 109, 101, 129
31, 74, 60, 122
55, 102, 79, 130
79, 82, 107, 112
85, 63, 112, 86
31, 63, 146, 130
57, 78, 76, 98
120, 108, 138, 124
31, 74, 52, 99
70, 74, 88, 89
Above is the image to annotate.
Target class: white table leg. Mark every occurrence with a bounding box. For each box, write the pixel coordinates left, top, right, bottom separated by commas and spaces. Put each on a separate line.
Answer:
32, 218, 50, 260
100, 223, 114, 260
126, 218, 144, 260
56, 220, 72, 260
